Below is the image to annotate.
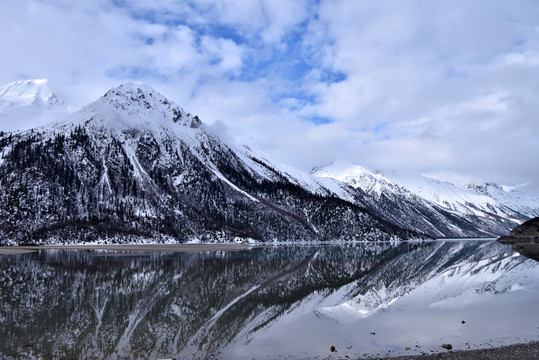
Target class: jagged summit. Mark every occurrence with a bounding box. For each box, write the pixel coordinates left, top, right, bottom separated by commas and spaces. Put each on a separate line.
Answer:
312, 159, 377, 179
0, 79, 64, 108
65, 82, 201, 133
312, 159, 399, 197
100, 82, 176, 115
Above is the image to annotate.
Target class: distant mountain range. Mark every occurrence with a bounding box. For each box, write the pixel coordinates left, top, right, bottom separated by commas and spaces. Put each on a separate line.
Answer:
0, 79, 537, 244
313, 160, 539, 237
0, 79, 63, 108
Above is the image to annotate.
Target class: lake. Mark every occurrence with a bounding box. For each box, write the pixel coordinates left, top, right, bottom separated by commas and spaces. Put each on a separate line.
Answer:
1, 240, 538, 359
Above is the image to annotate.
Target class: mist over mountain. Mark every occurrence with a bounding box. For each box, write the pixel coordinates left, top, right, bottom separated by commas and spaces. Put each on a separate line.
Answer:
0, 79, 68, 132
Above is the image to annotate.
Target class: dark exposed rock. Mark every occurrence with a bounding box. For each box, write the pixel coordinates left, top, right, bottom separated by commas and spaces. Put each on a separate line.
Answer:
441, 344, 452, 350
373, 341, 539, 360
498, 217, 539, 261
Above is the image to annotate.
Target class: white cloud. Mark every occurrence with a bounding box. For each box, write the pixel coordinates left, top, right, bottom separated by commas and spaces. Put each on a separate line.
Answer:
200, 36, 245, 72
1, 0, 539, 194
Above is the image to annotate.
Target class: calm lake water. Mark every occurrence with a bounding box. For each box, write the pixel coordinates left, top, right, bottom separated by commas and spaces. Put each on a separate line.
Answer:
1, 240, 538, 359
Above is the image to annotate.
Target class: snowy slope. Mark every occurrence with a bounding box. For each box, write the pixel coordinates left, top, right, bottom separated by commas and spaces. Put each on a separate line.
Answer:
238, 151, 357, 202
313, 159, 539, 236
466, 183, 539, 218
0, 79, 67, 132
0, 83, 420, 244
383, 170, 517, 218
312, 159, 408, 198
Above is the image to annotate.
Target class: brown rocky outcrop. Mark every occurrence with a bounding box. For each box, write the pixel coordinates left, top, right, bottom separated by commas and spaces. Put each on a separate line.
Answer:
498, 217, 539, 261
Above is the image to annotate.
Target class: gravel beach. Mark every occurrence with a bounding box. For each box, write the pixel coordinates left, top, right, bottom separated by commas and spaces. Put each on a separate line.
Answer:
370, 341, 539, 360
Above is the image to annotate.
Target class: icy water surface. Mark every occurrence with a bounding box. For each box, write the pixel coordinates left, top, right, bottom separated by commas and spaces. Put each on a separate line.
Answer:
1, 240, 538, 359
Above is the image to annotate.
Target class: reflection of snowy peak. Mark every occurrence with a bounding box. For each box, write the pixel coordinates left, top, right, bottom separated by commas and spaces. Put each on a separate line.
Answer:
0, 83, 418, 245
2, 241, 536, 359
313, 160, 539, 237
318, 241, 535, 321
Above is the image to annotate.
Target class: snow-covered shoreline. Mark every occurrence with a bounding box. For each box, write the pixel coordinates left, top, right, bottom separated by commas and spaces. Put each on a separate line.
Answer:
0, 243, 252, 254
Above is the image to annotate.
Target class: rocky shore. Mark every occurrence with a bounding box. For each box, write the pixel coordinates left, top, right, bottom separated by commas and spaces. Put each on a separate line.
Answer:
498, 217, 539, 261
371, 341, 539, 360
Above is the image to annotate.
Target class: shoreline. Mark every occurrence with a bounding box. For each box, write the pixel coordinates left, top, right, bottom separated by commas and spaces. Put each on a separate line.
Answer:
0, 238, 501, 255
0, 243, 255, 254
0, 237, 499, 252
370, 341, 538, 360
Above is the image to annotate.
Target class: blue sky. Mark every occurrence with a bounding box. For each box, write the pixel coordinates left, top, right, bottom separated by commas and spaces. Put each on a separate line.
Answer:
1, 0, 539, 194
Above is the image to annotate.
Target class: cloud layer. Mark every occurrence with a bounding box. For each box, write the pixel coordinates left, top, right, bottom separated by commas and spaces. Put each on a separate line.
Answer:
1, 0, 539, 194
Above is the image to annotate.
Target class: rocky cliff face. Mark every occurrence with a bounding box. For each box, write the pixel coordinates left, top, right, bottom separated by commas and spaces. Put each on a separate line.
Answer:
507, 217, 539, 238
0, 83, 421, 245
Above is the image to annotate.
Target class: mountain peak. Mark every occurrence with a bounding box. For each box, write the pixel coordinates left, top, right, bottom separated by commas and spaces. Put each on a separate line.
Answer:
101, 82, 170, 113
311, 159, 374, 180
0, 79, 64, 108
85, 82, 200, 130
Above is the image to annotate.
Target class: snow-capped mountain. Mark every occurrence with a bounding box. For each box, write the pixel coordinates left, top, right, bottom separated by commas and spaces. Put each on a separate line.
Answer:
312, 159, 539, 237
0, 83, 421, 245
0, 79, 64, 108
465, 182, 539, 219
0, 79, 67, 132
312, 159, 407, 198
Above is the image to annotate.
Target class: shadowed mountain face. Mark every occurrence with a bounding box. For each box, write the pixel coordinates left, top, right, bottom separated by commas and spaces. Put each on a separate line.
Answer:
1, 241, 537, 359
0, 83, 420, 245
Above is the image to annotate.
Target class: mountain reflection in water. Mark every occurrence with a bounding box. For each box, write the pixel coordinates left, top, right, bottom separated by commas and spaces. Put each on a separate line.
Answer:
1, 241, 538, 359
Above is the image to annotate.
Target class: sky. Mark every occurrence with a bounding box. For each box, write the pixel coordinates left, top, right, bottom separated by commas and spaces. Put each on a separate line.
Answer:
1, 0, 539, 194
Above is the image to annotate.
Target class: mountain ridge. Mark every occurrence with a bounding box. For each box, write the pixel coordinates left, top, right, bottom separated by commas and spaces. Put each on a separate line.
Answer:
1, 79, 536, 244
0, 82, 422, 245
312, 159, 539, 237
